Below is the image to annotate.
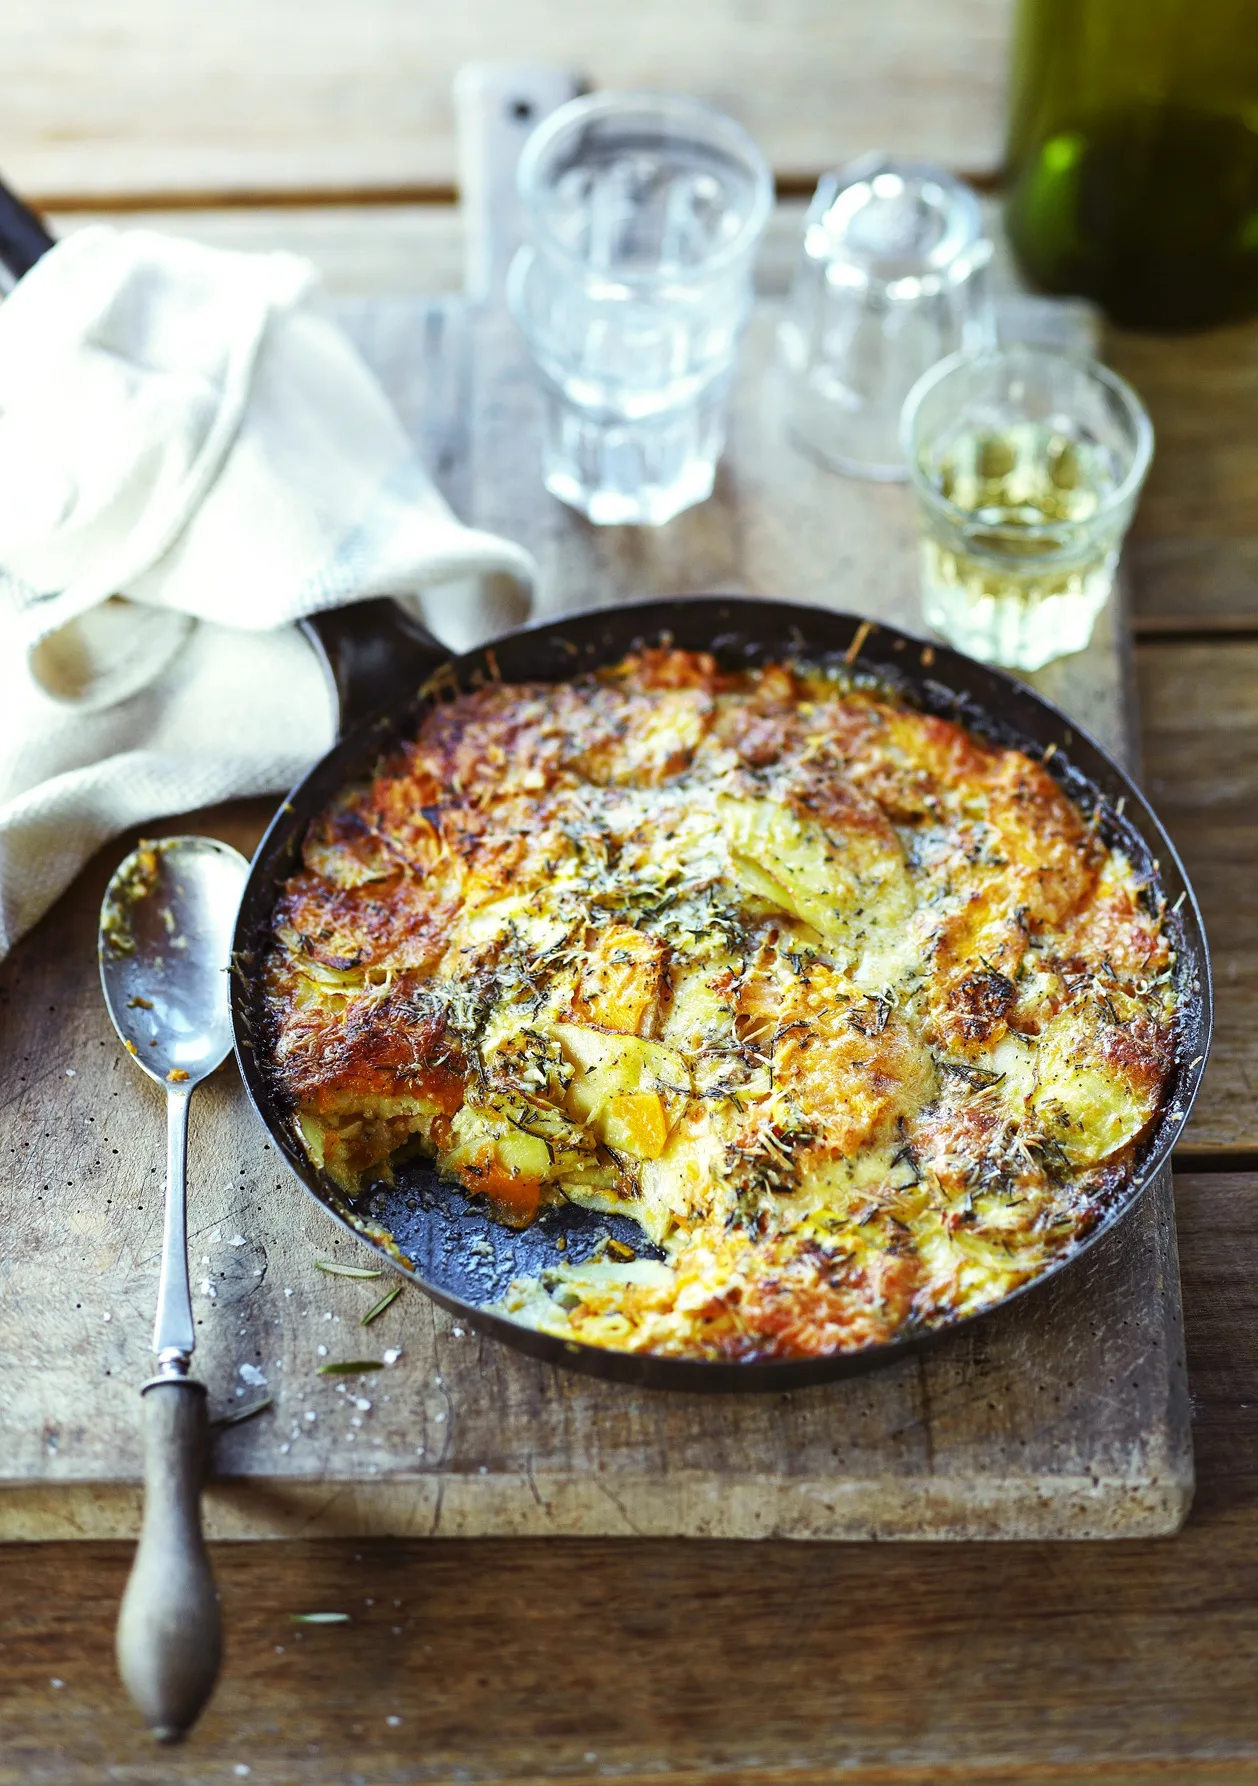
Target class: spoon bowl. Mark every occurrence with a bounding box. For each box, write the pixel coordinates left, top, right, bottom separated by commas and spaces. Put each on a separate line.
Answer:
100, 836, 246, 1087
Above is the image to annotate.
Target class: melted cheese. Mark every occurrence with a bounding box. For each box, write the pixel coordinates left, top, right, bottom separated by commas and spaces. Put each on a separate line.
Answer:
261, 649, 1178, 1361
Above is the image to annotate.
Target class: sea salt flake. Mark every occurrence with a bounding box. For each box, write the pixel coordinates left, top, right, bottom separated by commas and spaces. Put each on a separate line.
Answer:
238, 1363, 266, 1387
230, 1235, 247, 1247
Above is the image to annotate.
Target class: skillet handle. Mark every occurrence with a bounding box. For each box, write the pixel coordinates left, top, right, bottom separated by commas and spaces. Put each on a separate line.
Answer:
300, 599, 450, 736
0, 170, 55, 283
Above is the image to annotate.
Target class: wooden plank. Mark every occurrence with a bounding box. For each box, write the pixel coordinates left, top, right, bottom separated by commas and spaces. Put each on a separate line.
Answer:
1137, 639, 1258, 1159
0, 1178, 1251, 1784
0, 282, 1195, 1541
2, 0, 1010, 204
1110, 324, 1258, 638
46, 204, 472, 297
42, 197, 813, 300
1175, 1171, 1258, 1510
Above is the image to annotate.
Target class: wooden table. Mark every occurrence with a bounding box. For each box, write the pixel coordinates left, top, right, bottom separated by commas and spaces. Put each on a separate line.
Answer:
1, 6, 1256, 1780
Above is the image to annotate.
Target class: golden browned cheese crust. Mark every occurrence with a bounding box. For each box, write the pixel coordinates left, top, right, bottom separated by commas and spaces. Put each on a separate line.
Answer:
261, 649, 1177, 1361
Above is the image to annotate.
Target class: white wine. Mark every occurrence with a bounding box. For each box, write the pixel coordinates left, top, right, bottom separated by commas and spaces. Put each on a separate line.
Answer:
902, 345, 1151, 672
918, 420, 1124, 671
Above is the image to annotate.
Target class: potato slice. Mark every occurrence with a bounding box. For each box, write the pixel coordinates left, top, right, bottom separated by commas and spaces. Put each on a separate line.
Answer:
551, 1024, 691, 1161
1033, 1010, 1160, 1167
715, 794, 915, 991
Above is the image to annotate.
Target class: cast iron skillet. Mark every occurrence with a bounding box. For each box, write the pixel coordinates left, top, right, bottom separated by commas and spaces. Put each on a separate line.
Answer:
231, 595, 1213, 1392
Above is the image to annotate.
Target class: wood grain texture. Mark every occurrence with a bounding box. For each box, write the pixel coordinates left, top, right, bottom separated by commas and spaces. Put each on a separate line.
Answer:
1137, 640, 1258, 1157
0, 1177, 1252, 1784
0, 293, 1193, 1542
3, 0, 1010, 203
46, 204, 473, 296
42, 197, 810, 301
1111, 323, 1258, 637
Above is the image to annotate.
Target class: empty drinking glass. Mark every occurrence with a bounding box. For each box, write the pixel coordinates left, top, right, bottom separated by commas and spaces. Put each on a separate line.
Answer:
778, 155, 994, 481
507, 92, 773, 526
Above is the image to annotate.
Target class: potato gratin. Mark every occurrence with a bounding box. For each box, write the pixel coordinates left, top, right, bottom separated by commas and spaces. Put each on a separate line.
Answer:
261, 649, 1177, 1361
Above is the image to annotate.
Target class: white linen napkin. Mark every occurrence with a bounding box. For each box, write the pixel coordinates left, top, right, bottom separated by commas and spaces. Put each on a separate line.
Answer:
0, 225, 537, 959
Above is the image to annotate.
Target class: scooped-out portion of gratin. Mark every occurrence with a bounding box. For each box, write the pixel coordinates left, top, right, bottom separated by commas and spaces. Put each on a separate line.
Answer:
260, 648, 1177, 1361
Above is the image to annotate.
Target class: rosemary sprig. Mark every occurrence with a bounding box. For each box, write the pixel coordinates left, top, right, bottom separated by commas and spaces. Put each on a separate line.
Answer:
360, 1284, 403, 1326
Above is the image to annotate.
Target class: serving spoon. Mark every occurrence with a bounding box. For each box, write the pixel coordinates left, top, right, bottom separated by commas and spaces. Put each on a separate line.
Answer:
99, 834, 250, 1741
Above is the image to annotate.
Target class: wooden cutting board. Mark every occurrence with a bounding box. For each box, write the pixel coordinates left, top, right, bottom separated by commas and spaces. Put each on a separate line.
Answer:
0, 70, 1191, 1541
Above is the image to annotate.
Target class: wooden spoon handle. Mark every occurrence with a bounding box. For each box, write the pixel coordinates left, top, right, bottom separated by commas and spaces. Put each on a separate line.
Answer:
116, 1378, 222, 1742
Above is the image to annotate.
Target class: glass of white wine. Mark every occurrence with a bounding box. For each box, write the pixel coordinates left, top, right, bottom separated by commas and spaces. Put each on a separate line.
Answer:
900, 344, 1153, 671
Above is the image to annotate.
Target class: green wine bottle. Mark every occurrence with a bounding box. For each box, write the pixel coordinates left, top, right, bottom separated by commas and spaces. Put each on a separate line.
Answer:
1004, 0, 1258, 330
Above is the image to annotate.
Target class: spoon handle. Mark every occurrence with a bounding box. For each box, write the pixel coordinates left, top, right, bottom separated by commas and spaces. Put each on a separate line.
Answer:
117, 1079, 219, 1737
153, 1083, 195, 1365
116, 1378, 222, 1740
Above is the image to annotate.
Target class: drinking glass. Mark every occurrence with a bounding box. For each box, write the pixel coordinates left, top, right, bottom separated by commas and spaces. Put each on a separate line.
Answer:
507, 92, 773, 526
778, 155, 994, 482
900, 344, 1154, 671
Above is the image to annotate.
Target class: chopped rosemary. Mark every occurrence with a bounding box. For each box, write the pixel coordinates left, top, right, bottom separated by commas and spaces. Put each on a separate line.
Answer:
361, 1284, 403, 1326
936, 1058, 1005, 1090
317, 1359, 385, 1376
314, 1261, 383, 1279
289, 1612, 350, 1625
